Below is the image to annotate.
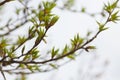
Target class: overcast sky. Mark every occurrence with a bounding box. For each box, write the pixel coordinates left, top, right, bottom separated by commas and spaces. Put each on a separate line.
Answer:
48, 0, 120, 80
0, 0, 120, 80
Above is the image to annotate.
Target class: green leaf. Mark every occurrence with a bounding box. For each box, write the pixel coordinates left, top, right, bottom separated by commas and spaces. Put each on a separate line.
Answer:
15, 8, 21, 15
110, 11, 120, 23
101, 27, 109, 31
27, 65, 34, 72
49, 16, 59, 27
86, 30, 92, 37
24, 49, 39, 61
10, 45, 15, 52
110, 0, 118, 9
104, 0, 119, 13
64, 0, 75, 9
43, 1, 56, 11
85, 46, 96, 52
81, 7, 86, 13
67, 54, 75, 60
49, 63, 58, 69
51, 47, 59, 59
86, 46, 96, 49
0, 38, 9, 48
71, 34, 84, 47
62, 45, 69, 55
17, 36, 26, 45
31, 48, 39, 55
19, 64, 25, 68
96, 21, 108, 31
23, 55, 31, 61
38, 10, 44, 21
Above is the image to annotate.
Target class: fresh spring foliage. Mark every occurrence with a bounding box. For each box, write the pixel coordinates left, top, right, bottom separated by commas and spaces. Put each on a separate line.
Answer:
0, 0, 120, 80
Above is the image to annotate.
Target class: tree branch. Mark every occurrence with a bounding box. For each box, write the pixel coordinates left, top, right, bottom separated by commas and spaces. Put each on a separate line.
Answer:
0, 0, 13, 6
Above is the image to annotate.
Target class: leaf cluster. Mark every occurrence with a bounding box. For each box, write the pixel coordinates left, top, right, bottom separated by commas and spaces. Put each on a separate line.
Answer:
0, 0, 119, 80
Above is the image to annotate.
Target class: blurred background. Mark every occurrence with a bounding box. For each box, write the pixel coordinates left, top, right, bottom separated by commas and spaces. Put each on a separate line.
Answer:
0, 0, 120, 80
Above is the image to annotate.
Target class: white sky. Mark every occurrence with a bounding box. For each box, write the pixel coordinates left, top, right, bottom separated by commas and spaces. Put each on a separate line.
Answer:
0, 0, 120, 80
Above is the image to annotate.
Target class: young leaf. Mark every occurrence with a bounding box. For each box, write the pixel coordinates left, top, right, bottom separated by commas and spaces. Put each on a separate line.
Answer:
85, 46, 96, 52
62, 45, 69, 55
110, 11, 120, 23
51, 47, 59, 59
49, 63, 58, 69
67, 54, 75, 60
49, 16, 59, 27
